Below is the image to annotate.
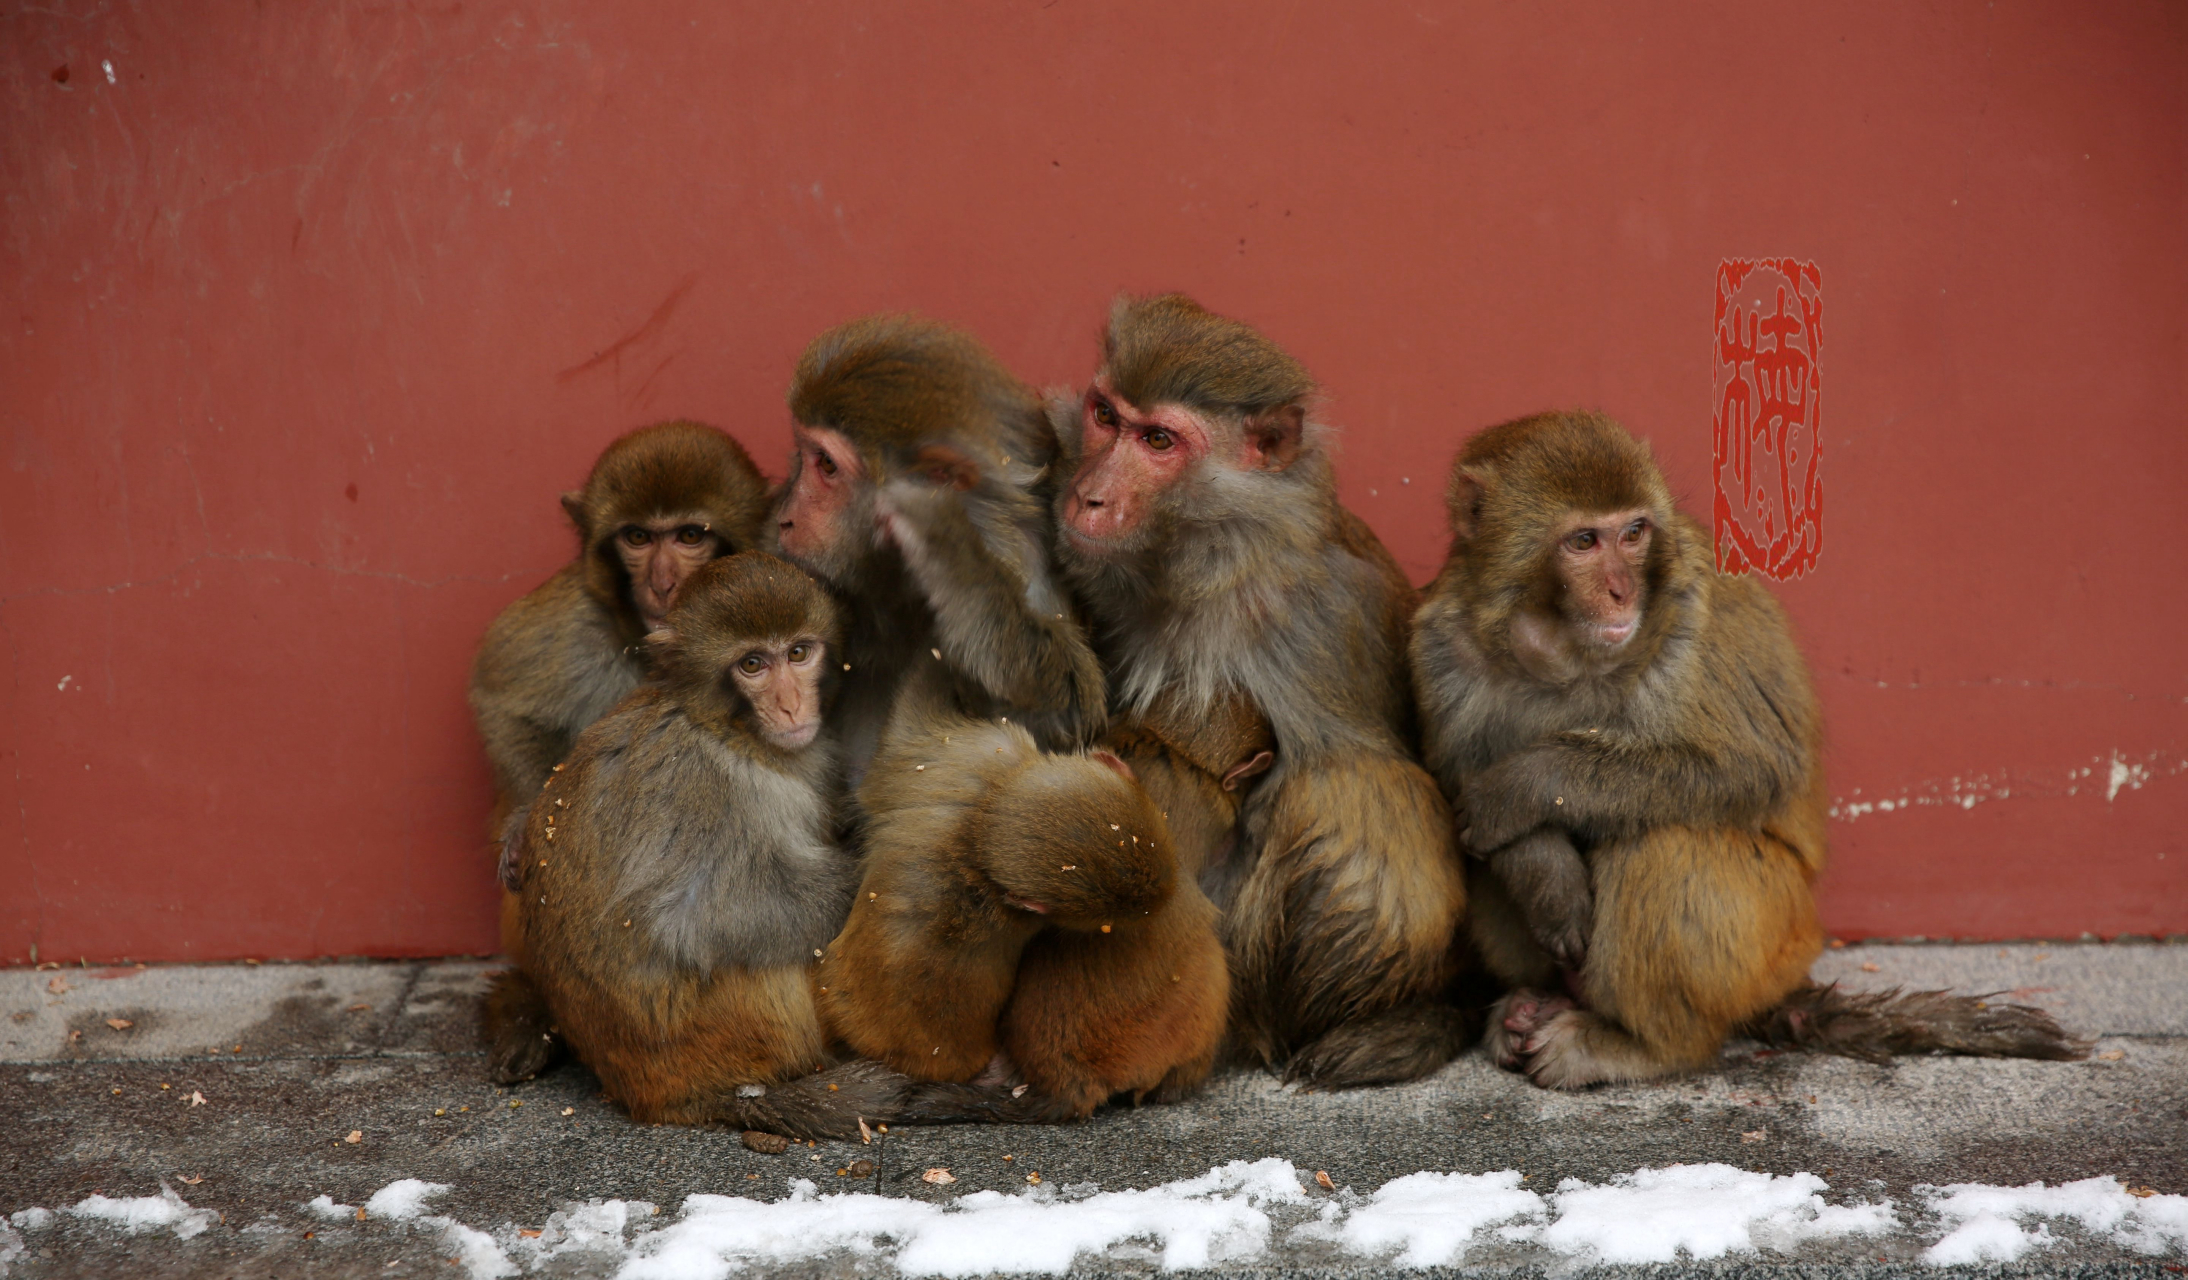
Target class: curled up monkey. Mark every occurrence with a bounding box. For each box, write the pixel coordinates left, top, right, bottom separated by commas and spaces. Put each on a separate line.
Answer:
505, 552, 1031, 1136
1411, 411, 2085, 1088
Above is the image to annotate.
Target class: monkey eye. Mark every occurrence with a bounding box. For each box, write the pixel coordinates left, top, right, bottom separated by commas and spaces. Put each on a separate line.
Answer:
787, 643, 813, 664
1092, 401, 1119, 428
621, 527, 653, 547
1567, 529, 1599, 552
814, 450, 838, 477
738, 654, 767, 676
1621, 519, 1649, 544
1143, 427, 1175, 452
674, 526, 707, 546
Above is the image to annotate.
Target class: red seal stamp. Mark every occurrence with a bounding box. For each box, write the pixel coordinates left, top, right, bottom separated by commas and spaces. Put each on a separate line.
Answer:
1712, 259, 1823, 580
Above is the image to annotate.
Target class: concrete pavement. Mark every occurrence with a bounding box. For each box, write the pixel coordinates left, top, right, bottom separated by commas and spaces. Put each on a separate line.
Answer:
2, 941, 2183, 1277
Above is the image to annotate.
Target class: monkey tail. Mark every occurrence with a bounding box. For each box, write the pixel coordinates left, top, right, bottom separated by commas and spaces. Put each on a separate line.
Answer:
1745, 982, 2090, 1064
709, 1060, 910, 1142
897, 1079, 1082, 1126
717, 1062, 1070, 1140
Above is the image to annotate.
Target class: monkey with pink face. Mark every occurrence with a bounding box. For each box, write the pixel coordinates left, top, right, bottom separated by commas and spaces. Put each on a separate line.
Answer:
1410, 410, 2084, 1087
1052, 294, 1470, 1088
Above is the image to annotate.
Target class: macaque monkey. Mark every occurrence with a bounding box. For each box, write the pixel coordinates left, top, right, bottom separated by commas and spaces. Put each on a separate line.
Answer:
509, 553, 1023, 1135
817, 673, 1228, 1118
776, 315, 1228, 1117
471, 421, 771, 1084
771, 314, 1106, 781
1053, 294, 1469, 1087
1411, 411, 2085, 1087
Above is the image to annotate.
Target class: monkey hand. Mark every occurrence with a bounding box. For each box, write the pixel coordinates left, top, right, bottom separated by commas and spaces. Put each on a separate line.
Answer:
872, 477, 961, 560
1487, 831, 1592, 970
495, 813, 530, 891
1458, 750, 1569, 853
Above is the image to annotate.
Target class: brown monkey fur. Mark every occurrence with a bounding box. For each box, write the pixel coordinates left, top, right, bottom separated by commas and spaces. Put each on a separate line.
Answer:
471, 421, 771, 1085
1053, 294, 1470, 1088
776, 317, 1231, 1117
1102, 690, 1274, 884
817, 672, 1228, 1117
510, 553, 1027, 1135
1411, 410, 2084, 1087
773, 315, 1107, 780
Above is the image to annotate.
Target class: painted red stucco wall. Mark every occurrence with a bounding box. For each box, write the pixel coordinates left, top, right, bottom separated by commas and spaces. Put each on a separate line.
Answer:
3, 1, 2181, 964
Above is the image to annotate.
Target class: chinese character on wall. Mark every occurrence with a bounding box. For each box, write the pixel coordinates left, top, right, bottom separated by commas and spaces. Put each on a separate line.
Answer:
1713, 259, 1822, 580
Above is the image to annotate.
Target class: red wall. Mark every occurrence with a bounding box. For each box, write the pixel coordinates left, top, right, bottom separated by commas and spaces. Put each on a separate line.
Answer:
3, 2, 2181, 964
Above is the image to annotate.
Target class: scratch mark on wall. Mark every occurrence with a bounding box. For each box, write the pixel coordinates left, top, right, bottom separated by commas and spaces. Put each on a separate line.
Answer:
2106, 754, 2152, 802
0, 551, 544, 607
1831, 749, 2185, 822
556, 274, 698, 383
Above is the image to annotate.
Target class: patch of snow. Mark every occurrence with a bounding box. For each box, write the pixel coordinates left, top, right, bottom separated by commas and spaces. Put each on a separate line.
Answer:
1921, 1178, 2188, 1264
0, 1222, 23, 1276
364, 1179, 451, 1221
507, 1198, 655, 1267
1290, 1170, 1542, 1265
621, 1158, 1305, 1278
65, 1185, 218, 1239
6, 1210, 52, 1232
1534, 1164, 1892, 1263
438, 1219, 516, 1279
305, 1194, 354, 1221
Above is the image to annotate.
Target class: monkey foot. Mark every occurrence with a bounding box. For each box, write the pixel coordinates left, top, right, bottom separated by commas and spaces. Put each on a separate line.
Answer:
479, 969, 565, 1085
1515, 1007, 1616, 1089
486, 1027, 563, 1085
970, 1051, 1022, 1088
1484, 989, 1575, 1070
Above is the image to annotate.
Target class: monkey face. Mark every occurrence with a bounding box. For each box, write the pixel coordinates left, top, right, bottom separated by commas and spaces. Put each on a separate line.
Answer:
1547, 509, 1654, 648
610, 516, 722, 632
725, 636, 830, 750
1059, 381, 1210, 553
773, 423, 875, 586
652, 552, 843, 751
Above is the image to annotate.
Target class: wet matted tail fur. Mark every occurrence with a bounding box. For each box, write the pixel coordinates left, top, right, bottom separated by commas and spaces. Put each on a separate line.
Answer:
1745, 981, 2090, 1064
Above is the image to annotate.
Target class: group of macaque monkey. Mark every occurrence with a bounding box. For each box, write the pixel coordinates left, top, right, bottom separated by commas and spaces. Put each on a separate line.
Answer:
472, 295, 2083, 1139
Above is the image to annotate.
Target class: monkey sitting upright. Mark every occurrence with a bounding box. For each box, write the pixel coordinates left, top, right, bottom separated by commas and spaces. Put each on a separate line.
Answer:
472, 421, 772, 1084
1410, 411, 2085, 1088
817, 672, 1229, 1119
509, 552, 1016, 1136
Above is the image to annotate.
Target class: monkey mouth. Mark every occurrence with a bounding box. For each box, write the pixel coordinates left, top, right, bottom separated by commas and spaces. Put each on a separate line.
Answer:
1002, 893, 1050, 915
1593, 620, 1637, 647
768, 721, 821, 750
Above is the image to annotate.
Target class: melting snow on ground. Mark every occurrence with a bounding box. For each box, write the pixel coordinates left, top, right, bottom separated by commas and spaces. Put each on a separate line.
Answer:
5, 1162, 2185, 1276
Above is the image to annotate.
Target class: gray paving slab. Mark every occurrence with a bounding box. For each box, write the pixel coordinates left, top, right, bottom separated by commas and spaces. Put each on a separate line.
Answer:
0, 946, 2182, 1279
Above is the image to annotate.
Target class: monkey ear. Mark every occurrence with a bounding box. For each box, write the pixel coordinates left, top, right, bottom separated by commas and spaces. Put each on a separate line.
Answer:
559, 491, 588, 533
1088, 749, 1137, 782
1243, 404, 1306, 472
1221, 749, 1275, 792
1449, 467, 1491, 541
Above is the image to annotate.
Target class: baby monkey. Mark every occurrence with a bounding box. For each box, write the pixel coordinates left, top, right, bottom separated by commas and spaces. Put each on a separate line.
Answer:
510, 553, 1011, 1136
818, 671, 1229, 1118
